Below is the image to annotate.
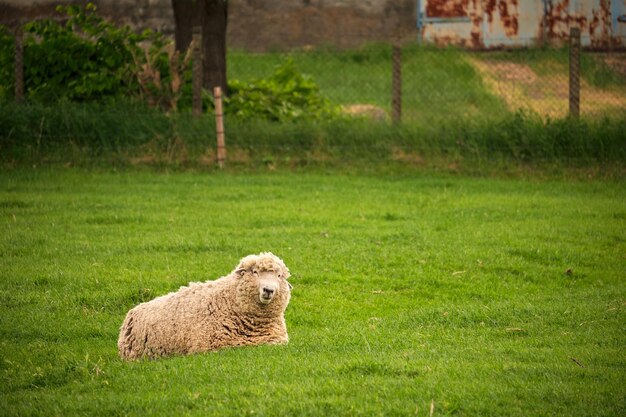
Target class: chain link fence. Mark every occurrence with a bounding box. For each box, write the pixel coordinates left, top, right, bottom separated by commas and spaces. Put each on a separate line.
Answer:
2, 22, 625, 167
228, 30, 626, 125
6, 25, 625, 124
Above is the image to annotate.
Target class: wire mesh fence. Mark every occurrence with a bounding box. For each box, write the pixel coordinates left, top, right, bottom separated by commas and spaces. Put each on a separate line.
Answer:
4, 27, 625, 123
228, 32, 626, 125
1, 23, 625, 167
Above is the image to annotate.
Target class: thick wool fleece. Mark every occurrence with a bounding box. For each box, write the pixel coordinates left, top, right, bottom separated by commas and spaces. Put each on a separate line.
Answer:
118, 252, 291, 360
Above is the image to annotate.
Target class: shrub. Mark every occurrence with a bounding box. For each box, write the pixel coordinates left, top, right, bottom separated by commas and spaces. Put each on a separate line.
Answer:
1, 4, 337, 121
0, 26, 13, 99
14, 4, 143, 101
224, 59, 340, 122
0, 3, 185, 105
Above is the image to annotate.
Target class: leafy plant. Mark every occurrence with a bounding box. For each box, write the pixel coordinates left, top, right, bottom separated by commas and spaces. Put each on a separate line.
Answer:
18, 3, 147, 101
0, 3, 197, 109
132, 39, 194, 111
0, 26, 14, 98
225, 59, 340, 121
1, 5, 338, 120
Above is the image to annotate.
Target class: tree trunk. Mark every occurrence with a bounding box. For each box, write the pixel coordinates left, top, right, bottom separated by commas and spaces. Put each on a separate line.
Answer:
172, 0, 228, 94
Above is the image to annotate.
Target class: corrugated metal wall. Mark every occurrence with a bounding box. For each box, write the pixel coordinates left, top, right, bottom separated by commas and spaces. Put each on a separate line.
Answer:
417, 0, 626, 48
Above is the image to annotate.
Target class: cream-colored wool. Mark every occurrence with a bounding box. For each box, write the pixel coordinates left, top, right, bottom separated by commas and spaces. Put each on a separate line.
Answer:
118, 252, 291, 360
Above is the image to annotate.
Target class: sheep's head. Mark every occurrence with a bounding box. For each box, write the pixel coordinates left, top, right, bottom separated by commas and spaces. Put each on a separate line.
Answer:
235, 252, 291, 313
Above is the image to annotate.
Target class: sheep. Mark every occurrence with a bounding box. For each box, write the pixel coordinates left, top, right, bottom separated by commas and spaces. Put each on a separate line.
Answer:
118, 252, 292, 360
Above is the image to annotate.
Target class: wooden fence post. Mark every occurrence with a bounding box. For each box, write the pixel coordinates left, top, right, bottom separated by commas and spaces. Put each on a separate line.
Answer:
192, 26, 202, 117
14, 24, 24, 103
391, 42, 402, 124
213, 86, 226, 168
569, 27, 580, 119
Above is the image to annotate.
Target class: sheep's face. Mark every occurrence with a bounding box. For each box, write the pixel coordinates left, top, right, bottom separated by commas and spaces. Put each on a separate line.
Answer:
254, 269, 286, 305
235, 253, 291, 314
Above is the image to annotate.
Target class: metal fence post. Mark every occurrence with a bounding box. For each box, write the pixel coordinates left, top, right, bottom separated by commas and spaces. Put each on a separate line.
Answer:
392, 42, 402, 124
14, 24, 24, 103
569, 27, 580, 119
192, 26, 202, 117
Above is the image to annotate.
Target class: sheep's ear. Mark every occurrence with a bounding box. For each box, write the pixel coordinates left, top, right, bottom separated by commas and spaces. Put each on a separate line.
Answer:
236, 268, 247, 277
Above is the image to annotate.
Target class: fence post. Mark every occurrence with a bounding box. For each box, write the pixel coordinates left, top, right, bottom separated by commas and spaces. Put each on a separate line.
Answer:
192, 26, 202, 117
391, 42, 402, 124
14, 23, 24, 103
569, 27, 580, 119
213, 86, 226, 168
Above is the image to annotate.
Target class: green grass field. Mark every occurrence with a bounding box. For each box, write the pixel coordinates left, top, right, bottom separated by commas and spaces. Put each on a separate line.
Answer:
1, 168, 624, 416
229, 45, 510, 125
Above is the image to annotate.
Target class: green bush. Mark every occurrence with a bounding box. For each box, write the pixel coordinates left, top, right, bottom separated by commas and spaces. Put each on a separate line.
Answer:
0, 4, 155, 101
0, 26, 13, 99
224, 59, 340, 122
0, 4, 338, 121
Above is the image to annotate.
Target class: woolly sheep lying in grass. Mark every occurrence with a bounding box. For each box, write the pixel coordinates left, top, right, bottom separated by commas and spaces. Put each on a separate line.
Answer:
118, 252, 292, 360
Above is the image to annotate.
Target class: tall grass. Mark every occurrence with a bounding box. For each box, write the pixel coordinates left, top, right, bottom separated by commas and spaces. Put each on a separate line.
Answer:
1, 100, 624, 169
2, 44, 625, 170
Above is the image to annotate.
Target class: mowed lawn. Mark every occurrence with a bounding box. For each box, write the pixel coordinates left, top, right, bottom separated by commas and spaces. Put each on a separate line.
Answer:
0, 169, 624, 416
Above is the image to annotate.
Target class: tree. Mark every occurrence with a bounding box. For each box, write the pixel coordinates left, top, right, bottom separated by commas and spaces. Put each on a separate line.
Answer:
172, 0, 228, 94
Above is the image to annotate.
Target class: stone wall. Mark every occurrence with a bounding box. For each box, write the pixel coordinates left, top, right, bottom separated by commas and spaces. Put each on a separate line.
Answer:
228, 0, 416, 50
0, 0, 416, 50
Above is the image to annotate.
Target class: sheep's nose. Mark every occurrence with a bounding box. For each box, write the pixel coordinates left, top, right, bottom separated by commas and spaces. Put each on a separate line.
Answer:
262, 287, 275, 297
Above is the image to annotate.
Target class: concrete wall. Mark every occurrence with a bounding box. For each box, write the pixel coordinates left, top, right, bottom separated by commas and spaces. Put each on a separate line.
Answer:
0, 0, 174, 34
228, 0, 415, 50
0, 0, 416, 50
2, 0, 624, 49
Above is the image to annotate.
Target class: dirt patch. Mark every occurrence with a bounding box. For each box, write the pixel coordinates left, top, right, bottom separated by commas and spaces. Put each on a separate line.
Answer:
480, 61, 538, 84
390, 147, 425, 166
469, 57, 626, 118
341, 104, 388, 121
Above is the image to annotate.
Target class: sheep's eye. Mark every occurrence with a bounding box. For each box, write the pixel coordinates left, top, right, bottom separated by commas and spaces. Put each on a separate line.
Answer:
252, 270, 258, 276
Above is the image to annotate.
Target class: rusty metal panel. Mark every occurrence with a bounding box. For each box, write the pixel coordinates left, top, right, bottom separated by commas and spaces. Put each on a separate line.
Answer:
481, 0, 542, 47
544, 0, 614, 47
426, 0, 471, 18
418, 0, 624, 48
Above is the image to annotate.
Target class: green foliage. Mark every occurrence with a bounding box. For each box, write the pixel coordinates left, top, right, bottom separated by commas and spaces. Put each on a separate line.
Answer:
21, 4, 140, 101
0, 26, 13, 98
132, 38, 194, 111
225, 59, 340, 121
0, 4, 339, 120
0, 3, 171, 102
